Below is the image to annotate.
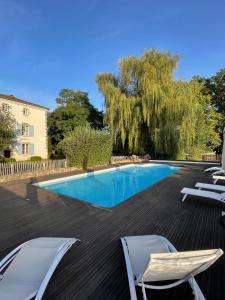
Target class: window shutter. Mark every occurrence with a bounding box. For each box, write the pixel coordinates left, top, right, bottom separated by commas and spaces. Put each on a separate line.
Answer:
17, 143, 22, 155
17, 124, 22, 136
29, 144, 34, 155
29, 125, 34, 137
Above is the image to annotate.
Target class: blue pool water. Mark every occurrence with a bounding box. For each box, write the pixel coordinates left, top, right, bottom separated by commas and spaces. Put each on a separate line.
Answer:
38, 164, 179, 208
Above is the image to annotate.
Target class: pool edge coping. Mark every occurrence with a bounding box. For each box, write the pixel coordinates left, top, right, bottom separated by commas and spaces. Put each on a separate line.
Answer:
33, 163, 178, 187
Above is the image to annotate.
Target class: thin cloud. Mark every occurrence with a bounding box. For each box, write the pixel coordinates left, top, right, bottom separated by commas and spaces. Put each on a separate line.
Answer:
85, 0, 101, 13
95, 29, 123, 42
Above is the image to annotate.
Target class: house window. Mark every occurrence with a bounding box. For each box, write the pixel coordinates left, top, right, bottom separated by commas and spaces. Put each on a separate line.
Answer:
2, 103, 10, 112
22, 143, 29, 155
21, 124, 29, 136
23, 108, 29, 116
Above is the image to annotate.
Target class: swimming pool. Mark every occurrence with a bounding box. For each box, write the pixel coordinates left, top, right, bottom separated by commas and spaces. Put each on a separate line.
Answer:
35, 164, 179, 208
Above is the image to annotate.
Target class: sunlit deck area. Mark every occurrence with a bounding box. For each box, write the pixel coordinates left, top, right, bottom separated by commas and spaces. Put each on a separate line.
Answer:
0, 163, 224, 300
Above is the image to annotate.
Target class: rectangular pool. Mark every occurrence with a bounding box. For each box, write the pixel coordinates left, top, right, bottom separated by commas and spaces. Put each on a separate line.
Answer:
35, 164, 179, 208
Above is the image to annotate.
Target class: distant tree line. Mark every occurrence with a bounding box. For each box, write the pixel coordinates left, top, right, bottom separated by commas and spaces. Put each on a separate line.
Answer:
96, 49, 224, 159
1, 48, 224, 162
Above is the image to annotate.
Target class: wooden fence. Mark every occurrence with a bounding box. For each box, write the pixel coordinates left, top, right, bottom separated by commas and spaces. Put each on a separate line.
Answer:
0, 159, 67, 176
201, 154, 221, 161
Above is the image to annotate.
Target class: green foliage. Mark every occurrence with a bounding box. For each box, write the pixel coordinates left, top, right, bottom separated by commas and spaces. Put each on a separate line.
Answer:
30, 156, 42, 161
48, 89, 103, 156
4, 158, 16, 163
188, 147, 204, 161
195, 70, 225, 153
0, 156, 5, 162
0, 109, 17, 152
58, 126, 112, 168
96, 49, 220, 159
205, 69, 225, 115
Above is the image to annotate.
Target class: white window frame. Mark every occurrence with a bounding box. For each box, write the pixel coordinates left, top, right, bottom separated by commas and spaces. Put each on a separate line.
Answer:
23, 107, 30, 116
22, 143, 29, 155
21, 124, 29, 136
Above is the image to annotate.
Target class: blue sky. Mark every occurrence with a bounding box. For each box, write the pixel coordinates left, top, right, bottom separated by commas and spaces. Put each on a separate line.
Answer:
0, 0, 224, 111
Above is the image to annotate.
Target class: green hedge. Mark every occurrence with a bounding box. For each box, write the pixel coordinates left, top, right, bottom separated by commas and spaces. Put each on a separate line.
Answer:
0, 156, 16, 163
30, 156, 42, 161
4, 157, 16, 163
59, 126, 112, 168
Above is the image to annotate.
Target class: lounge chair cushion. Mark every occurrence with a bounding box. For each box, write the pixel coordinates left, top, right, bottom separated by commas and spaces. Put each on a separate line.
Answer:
142, 249, 222, 282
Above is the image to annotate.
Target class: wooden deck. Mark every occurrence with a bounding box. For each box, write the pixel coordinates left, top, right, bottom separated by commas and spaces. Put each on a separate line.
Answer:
0, 163, 224, 300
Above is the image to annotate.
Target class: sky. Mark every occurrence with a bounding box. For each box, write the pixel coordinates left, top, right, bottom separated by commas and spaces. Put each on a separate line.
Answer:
0, 0, 225, 111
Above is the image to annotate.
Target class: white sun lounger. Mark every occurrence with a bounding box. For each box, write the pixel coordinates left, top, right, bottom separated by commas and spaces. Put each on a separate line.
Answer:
204, 166, 222, 172
121, 235, 223, 300
181, 187, 225, 203
0, 237, 79, 300
213, 175, 225, 184
195, 182, 225, 192
212, 170, 225, 176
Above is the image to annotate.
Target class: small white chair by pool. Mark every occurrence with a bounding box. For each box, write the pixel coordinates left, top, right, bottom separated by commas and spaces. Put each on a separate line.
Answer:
0, 237, 79, 300
121, 235, 223, 300
181, 187, 225, 203
195, 182, 225, 192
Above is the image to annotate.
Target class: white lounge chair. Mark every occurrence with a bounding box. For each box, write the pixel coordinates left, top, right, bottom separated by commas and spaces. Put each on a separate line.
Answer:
121, 235, 223, 300
0, 237, 79, 300
204, 166, 222, 172
181, 187, 225, 203
212, 170, 225, 176
195, 182, 225, 192
213, 175, 225, 184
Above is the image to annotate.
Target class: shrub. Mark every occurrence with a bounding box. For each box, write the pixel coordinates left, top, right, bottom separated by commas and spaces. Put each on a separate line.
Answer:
188, 147, 204, 160
30, 156, 42, 161
4, 157, 16, 163
58, 126, 112, 168
0, 155, 5, 162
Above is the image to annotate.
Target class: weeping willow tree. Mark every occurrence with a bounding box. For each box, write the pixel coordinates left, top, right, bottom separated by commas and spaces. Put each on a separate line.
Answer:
96, 49, 220, 159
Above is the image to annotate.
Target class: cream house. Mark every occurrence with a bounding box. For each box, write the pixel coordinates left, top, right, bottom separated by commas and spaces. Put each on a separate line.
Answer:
0, 93, 48, 160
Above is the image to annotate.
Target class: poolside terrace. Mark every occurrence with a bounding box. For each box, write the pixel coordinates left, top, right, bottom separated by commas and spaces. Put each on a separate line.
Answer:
0, 163, 224, 300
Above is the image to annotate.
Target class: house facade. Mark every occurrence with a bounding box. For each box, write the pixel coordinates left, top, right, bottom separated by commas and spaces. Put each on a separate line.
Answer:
0, 94, 48, 161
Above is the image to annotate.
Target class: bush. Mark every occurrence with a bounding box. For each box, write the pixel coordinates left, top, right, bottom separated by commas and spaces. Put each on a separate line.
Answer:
188, 147, 204, 160
4, 157, 16, 163
58, 126, 112, 168
0, 155, 5, 162
30, 156, 42, 161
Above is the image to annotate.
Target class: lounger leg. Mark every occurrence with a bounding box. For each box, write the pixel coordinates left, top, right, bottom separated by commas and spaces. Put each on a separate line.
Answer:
141, 279, 148, 300
181, 194, 187, 202
188, 277, 205, 300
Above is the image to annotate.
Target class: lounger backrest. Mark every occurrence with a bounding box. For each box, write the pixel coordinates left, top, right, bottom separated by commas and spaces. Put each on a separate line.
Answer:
1, 238, 74, 291
142, 249, 223, 282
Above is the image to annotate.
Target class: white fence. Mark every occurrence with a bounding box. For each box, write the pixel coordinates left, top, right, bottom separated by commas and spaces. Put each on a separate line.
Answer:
0, 159, 67, 176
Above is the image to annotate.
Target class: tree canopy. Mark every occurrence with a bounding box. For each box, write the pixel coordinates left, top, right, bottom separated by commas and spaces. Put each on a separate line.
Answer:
48, 89, 103, 154
96, 49, 220, 159
0, 109, 17, 152
205, 69, 225, 116
194, 70, 225, 153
